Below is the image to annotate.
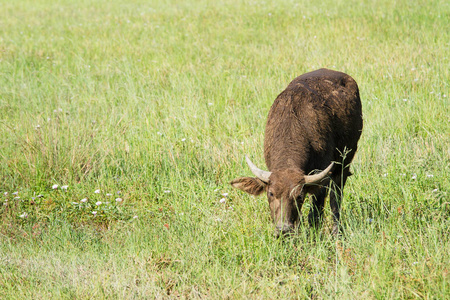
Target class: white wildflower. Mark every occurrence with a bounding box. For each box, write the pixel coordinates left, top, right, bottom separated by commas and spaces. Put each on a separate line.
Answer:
106, 193, 112, 197
92, 211, 97, 216
426, 174, 434, 178
133, 215, 138, 219
95, 201, 102, 206
19, 212, 28, 218
115, 198, 122, 202
164, 190, 171, 193
94, 189, 100, 194
412, 174, 417, 180
219, 198, 226, 203
221, 193, 228, 197
80, 198, 88, 203
12, 191, 18, 195
52, 184, 59, 189
61, 185, 68, 190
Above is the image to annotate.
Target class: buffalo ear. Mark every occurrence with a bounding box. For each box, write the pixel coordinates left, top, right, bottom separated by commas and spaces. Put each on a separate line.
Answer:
230, 177, 266, 196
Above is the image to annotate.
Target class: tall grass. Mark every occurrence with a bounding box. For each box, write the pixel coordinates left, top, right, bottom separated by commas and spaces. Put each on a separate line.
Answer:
1, 0, 449, 298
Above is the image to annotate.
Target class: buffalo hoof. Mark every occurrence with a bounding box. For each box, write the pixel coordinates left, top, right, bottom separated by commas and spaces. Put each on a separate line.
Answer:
331, 224, 343, 237
275, 224, 295, 238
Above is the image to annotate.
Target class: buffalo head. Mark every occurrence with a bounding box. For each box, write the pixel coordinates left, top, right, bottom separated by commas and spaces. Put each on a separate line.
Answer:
231, 156, 333, 237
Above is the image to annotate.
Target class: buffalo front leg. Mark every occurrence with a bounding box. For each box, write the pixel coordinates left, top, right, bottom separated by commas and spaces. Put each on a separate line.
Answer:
330, 173, 349, 236
308, 187, 327, 230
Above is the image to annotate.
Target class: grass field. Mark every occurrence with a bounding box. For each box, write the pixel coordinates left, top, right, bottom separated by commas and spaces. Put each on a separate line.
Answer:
1, 0, 449, 298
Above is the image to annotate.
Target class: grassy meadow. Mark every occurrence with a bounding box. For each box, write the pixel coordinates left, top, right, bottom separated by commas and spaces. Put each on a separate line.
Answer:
1, 0, 449, 298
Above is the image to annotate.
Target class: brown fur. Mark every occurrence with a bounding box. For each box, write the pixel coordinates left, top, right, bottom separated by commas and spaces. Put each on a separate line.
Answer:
231, 69, 363, 237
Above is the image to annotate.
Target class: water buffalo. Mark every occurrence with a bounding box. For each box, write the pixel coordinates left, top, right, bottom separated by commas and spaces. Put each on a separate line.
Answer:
231, 68, 363, 237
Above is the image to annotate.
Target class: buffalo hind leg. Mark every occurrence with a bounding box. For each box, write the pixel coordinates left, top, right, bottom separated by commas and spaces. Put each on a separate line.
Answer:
308, 187, 327, 230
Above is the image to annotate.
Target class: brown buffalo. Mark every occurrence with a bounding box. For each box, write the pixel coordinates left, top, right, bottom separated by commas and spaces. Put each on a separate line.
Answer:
231, 68, 363, 237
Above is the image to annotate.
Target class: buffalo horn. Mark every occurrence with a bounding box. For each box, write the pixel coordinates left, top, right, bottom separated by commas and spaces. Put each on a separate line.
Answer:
304, 162, 334, 185
245, 155, 272, 183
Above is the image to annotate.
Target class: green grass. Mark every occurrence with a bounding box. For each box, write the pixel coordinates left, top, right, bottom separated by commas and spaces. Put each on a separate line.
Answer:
1, 0, 449, 298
